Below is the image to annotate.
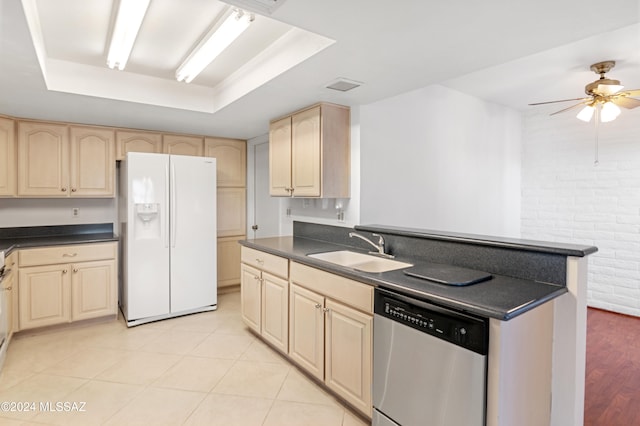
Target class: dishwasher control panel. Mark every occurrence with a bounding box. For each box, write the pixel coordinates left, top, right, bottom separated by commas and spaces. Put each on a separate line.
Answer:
375, 288, 488, 355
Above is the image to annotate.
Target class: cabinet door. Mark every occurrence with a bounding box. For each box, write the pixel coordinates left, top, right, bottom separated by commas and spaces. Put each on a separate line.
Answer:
261, 272, 288, 354
218, 236, 243, 289
69, 126, 115, 197
240, 263, 262, 333
217, 187, 246, 237
71, 259, 116, 321
269, 116, 292, 196
17, 121, 69, 196
325, 299, 372, 416
289, 284, 324, 380
116, 130, 162, 160
19, 264, 71, 329
291, 106, 321, 197
163, 134, 203, 157
5, 252, 17, 335
3, 268, 15, 337
204, 137, 246, 187
0, 117, 16, 197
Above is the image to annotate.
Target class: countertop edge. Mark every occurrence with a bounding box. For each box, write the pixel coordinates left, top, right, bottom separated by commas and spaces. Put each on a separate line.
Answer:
240, 238, 566, 321
1, 233, 119, 256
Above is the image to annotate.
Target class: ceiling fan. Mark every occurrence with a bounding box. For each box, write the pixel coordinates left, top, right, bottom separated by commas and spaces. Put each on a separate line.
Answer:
529, 61, 640, 122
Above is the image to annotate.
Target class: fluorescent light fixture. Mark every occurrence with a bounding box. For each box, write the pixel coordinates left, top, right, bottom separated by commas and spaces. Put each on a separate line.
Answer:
600, 101, 621, 122
176, 8, 254, 83
107, 0, 151, 70
576, 105, 595, 122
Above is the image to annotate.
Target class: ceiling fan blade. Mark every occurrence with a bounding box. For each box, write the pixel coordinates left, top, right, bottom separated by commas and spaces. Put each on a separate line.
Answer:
549, 101, 589, 116
613, 96, 640, 109
529, 97, 590, 106
622, 89, 640, 97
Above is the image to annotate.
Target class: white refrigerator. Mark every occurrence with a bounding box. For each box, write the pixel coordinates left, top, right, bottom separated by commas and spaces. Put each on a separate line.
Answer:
119, 152, 217, 326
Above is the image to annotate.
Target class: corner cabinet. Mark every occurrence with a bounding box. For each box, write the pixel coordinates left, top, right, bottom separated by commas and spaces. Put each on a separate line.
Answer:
17, 242, 117, 330
240, 247, 289, 354
0, 117, 16, 197
17, 121, 115, 197
269, 103, 350, 198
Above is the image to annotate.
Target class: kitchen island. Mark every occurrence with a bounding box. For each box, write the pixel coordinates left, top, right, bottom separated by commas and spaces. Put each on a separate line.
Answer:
240, 221, 596, 426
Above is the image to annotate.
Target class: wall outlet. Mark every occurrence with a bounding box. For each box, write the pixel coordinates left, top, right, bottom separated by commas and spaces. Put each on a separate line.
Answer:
72, 208, 80, 218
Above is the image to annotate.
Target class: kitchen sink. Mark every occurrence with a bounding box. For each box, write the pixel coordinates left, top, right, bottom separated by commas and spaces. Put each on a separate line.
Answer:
307, 250, 413, 273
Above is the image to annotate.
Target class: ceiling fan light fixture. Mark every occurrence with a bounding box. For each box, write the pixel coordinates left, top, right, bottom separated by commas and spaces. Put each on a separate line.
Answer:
576, 105, 595, 122
106, 0, 151, 71
600, 101, 621, 122
176, 8, 254, 83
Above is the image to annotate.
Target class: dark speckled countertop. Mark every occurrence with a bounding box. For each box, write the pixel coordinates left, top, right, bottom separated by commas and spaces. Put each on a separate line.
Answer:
0, 223, 118, 256
240, 236, 568, 321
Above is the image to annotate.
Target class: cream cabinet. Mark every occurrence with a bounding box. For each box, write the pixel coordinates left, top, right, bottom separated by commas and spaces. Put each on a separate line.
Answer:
269, 103, 350, 198
17, 122, 114, 197
163, 134, 203, 157
116, 130, 162, 160
3, 251, 17, 338
17, 121, 69, 197
218, 236, 244, 290
69, 126, 115, 197
240, 247, 289, 353
217, 188, 246, 237
204, 137, 246, 187
0, 117, 16, 197
17, 242, 117, 331
289, 261, 372, 416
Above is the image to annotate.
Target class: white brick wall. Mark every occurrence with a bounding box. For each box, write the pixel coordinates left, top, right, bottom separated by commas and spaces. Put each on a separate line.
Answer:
521, 106, 640, 316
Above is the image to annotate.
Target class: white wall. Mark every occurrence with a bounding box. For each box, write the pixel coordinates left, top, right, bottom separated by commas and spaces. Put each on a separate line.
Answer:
359, 85, 522, 237
521, 106, 640, 316
0, 198, 117, 228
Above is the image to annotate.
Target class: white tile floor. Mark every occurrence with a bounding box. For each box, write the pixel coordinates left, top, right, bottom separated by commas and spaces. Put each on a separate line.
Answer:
0, 292, 370, 426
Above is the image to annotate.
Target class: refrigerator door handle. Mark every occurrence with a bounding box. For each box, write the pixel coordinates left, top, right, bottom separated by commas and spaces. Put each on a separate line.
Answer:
164, 162, 170, 248
170, 161, 177, 248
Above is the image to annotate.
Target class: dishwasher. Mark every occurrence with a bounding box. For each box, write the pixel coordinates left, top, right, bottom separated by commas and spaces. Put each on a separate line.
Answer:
373, 288, 488, 426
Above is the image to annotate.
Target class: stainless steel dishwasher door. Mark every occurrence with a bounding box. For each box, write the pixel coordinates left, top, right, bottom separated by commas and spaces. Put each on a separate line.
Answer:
373, 312, 487, 426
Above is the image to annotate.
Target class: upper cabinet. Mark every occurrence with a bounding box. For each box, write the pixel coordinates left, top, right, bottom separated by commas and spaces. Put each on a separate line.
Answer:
17, 121, 115, 198
269, 103, 350, 198
204, 137, 246, 187
163, 134, 203, 157
116, 130, 162, 160
0, 117, 16, 197
69, 126, 115, 197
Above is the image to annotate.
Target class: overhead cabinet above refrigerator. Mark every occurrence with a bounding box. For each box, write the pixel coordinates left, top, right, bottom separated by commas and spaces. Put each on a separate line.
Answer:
119, 152, 217, 326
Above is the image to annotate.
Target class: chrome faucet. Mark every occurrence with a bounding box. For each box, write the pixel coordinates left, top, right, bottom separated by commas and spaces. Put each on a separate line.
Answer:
349, 232, 394, 258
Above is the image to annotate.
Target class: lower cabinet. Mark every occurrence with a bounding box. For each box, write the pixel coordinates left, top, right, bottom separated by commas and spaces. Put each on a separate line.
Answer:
239, 249, 373, 417
240, 247, 289, 354
17, 242, 117, 331
289, 282, 372, 416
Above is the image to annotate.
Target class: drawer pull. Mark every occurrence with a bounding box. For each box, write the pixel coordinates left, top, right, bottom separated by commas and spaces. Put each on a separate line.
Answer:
255, 258, 264, 264
63, 253, 78, 257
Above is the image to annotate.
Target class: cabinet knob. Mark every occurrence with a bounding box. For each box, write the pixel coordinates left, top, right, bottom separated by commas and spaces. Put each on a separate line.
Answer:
315, 303, 322, 309
63, 253, 78, 257
323, 308, 331, 313
255, 258, 264, 264
1, 286, 11, 292
254, 275, 260, 281
71, 188, 77, 192
61, 187, 67, 192
62, 269, 68, 274
73, 268, 78, 273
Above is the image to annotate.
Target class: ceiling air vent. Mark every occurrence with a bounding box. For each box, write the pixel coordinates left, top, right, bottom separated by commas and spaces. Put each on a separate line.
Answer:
325, 78, 363, 92
221, 0, 287, 15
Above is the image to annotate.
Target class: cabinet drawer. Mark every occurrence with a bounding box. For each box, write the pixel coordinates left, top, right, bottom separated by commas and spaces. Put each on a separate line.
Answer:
290, 262, 373, 314
19, 242, 117, 267
241, 246, 288, 278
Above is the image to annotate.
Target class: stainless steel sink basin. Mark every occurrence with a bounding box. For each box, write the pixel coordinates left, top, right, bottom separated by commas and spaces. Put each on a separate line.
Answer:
307, 250, 413, 273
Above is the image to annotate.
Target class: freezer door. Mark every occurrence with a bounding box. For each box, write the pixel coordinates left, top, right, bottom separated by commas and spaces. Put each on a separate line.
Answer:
169, 155, 217, 312
124, 152, 171, 320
